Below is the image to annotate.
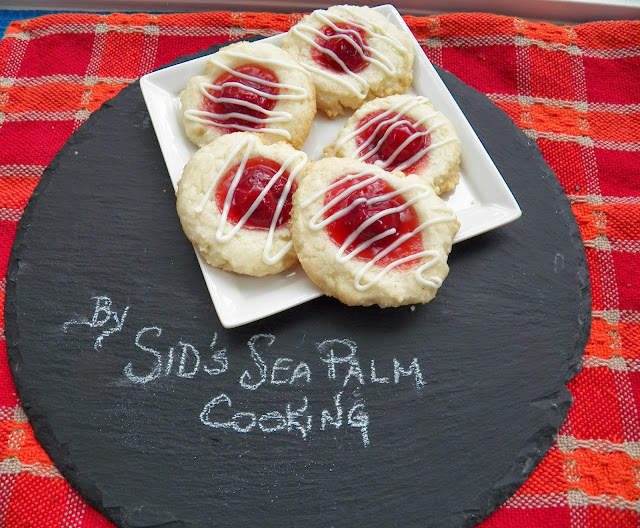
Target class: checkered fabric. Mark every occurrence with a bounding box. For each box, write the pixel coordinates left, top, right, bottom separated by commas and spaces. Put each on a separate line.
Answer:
0, 10, 638, 528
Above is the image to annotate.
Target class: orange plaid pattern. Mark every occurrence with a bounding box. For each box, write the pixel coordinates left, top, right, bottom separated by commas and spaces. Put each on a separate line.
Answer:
0, 10, 639, 528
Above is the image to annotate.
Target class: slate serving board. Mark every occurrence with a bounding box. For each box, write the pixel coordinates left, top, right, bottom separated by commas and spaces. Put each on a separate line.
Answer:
5, 44, 590, 528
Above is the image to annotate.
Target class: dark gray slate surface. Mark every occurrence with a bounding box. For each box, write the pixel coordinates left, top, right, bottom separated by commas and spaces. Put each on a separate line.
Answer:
5, 45, 589, 528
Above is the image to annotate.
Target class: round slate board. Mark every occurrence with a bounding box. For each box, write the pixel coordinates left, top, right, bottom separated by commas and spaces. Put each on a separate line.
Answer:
5, 45, 589, 528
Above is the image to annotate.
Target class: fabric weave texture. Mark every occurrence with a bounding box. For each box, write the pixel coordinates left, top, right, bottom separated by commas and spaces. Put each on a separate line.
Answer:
0, 10, 639, 528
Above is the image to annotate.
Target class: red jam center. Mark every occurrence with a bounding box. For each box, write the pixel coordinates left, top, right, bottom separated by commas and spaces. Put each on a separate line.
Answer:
215, 157, 296, 230
325, 175, 423, 268
204, 64, 279, 129
356, 111, 430, 171
311, 23, 369, 73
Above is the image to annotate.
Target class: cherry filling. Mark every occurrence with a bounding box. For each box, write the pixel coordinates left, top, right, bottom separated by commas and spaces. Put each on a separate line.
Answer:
215, 157, 296, 230
311, 23, 369, 73
203, 64, 279, 129
325, 175, 423, 268
356, 111, 430, 171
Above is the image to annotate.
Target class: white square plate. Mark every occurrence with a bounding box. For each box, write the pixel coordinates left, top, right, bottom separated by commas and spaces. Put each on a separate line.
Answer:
140, 4, 521, 329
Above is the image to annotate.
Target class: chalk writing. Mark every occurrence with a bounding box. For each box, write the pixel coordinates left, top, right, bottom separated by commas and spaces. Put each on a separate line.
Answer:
63, 295, 427, 448
200, 393, 313, 438
124, 326, 162, 384
63, 296, 129, 350
318, 338, 425, 389
239, 334, 270, 390
240, 334, 312, 390
321, 391, 343, 430
394, 358, 426, 389
123, 328, 228, 384
200, 391, 368, 445
321, 391, 370, 446
348, 399, 370, 447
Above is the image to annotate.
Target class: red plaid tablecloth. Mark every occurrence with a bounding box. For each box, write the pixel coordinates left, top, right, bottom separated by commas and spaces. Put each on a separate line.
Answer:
0, 10, 639, 528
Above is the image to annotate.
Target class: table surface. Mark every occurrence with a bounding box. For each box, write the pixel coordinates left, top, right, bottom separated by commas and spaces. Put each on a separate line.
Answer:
7, 1, 640, 22
0, 10, 51, 34
0, 7, 638, 528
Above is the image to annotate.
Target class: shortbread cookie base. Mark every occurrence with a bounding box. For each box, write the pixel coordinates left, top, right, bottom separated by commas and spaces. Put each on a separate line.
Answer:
177, 133, 308, 277
325, 94, 462, 195
280, 6, 414, 118
291, 157, 460, 307
180, 41, 316, 149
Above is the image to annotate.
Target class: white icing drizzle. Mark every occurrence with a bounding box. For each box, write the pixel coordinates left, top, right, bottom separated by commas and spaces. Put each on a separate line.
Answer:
291, 7, 410, 98
334, 96, 457, 172
302, 170, 456, 290
194, 134, 307, 265
184, 50, 310, 139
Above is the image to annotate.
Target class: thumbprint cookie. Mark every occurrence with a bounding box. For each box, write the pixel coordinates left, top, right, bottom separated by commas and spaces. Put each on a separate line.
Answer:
280, 5, 414, 118
291, 158, 459, 307
180, 41, 316, 149
176, 132, 309, 277
325, 95, 462, 195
